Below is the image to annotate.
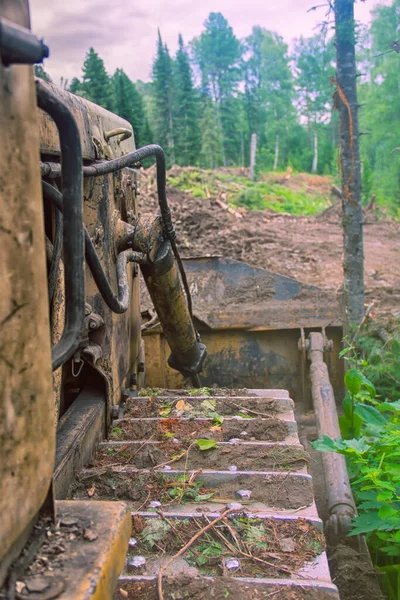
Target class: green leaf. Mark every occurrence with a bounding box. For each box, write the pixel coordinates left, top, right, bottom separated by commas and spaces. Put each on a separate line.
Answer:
361, 374, 376, 398
342, 438, 371, 454
379, 505, 398, 519
196, 439, 217, 451
354, 404, 386, 428
311, 435, 345, 453
209, 412, 224, 426
195, 493, 215, 501
200, 399, 216, 412
342, 393, 354, 419
345, 369, 363, 395
349, 512, 385, 535
380, 400, 400, 412
339, 346, 353, 358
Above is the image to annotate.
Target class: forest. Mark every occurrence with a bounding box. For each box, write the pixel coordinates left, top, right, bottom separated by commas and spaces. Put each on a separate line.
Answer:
35, 0, 400, 213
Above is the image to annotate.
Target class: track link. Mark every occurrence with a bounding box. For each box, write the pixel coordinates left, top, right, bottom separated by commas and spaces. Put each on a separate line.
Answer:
74, 389, 340, 600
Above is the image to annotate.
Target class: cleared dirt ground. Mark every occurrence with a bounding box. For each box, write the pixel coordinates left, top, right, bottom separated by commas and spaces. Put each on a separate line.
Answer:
138, 166, 400, 321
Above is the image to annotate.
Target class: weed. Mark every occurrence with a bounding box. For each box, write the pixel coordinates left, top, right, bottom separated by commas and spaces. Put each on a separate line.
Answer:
188, 387, 212, 396
139, 388, 164, 396
110, 427, 123, 440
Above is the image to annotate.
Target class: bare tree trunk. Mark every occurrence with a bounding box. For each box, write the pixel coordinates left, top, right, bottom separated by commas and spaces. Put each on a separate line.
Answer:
249, 133, 257, 181
311, 130, 318, 174
334, 0, 364, 328
273, 134, 279, 171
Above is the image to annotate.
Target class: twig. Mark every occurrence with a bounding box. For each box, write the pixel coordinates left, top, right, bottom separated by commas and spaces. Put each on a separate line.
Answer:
153, 450, 187, 470
352, 302, 374, 343
206, 516, 294, 576
156, 510, 186, 545
135, 491, 151, 512
157, 508, 237, 600
220, 398, 276, 418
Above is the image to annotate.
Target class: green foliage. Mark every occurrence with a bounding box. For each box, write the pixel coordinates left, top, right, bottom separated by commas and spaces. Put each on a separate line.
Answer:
152, 31, 176, 165
313, 336, 400, 595
81, 48, 113, 110
167, 167, 330, 216
166, 474, 215, 503
192, 12, 242, 167
244, 27, 294, 171
195, 439, 217, 451
357, 0, 400, 212
187, 387, 212, 396
111, 69, 152, 148
34, 65, 52, 83
234, 181, 328, 215
173, 35, 201, 165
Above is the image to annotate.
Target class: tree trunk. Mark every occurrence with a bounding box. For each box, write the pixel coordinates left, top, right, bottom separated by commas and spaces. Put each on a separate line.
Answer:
311, 130, 318, 174
334, 0, 364, 328
273, 134, 279, 171
249, 133, 257, 181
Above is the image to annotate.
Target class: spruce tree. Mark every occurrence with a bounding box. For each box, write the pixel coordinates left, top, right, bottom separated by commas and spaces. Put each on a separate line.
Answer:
82, 48, 113, 110
34, 65, 52, 83
151, 31, 176, 164
111, 68, 150, 148
173, 35, 201, 165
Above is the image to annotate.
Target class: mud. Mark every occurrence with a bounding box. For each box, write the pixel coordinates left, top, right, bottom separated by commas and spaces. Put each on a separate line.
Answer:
110, 417, 289, 443
116, 577, 338, 600
75, 469, 314, 509
126, 515, 325, 580
95, 442, 309, 471
124, 396, 283, 419
328, 544, 385, 600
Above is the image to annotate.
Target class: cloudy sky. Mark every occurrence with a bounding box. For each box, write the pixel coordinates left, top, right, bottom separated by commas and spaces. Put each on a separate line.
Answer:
30, 0, 390, 85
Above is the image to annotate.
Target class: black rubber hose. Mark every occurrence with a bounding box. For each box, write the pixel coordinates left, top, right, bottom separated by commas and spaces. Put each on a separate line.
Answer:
47, 192, 63, 304
42, 146, 194, 322
37, 81, 85, 371
42, 181, 136, 314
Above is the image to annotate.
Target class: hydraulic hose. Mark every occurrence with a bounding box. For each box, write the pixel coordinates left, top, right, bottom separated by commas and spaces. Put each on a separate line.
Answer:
41, 144, 194, 318
37, 81, 85, 371
42, 181, 142, 314
41, 143, 202, 384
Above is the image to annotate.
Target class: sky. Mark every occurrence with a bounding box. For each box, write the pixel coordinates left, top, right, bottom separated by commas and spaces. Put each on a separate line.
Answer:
30, 0, 391, 86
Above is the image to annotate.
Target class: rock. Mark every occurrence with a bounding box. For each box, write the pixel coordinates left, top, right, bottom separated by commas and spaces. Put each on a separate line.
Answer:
25, 577, 50, 593
279, 537, 296, 552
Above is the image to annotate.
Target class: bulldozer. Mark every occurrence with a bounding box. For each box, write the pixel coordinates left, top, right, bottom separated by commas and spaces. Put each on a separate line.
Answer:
0, 3, 373, 599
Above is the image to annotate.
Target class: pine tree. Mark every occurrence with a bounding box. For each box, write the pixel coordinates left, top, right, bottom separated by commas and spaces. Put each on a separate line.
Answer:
81, 48, 113, 110
173, 35, 201, 165
151, 31, 176, 164
34, 65, 52, 83
111, 68, 151, 148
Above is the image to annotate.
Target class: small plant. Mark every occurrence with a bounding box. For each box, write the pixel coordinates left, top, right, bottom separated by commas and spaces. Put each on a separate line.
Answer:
195, 439, 217, 451
110, 426, 123, 439
139, 388, 163, 396
166, 475, 214, 503
188, 387, 212, 396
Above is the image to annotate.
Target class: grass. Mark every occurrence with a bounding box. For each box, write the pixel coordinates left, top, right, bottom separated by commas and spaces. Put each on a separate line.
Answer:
167, 167, 331, 216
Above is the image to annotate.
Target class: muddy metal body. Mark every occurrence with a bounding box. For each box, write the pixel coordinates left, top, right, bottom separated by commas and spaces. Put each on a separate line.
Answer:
1, 3, 355, 597
0, 3, 204, 593
142, 257, 344, 400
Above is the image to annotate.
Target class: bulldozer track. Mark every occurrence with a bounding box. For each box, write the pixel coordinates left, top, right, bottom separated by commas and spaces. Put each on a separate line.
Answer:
74, 389, 340, 600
